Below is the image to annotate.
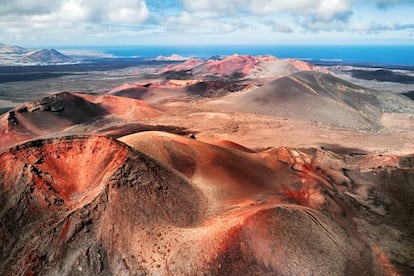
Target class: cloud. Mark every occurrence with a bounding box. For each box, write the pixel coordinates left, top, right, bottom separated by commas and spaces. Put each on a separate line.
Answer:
376, 0, 414, 9
0, 0, 150, 25
0, 0, 61, 16
179, 0, 354, 32
181, 0, 353, 22
367, 22, 414, 33
165, 10, 240, 34
167, 11, 195, 26
0, 0, 411, 45
261, 19, 293, 33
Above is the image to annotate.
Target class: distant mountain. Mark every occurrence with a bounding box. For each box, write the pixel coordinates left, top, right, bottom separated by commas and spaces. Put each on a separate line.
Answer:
0, 43, 27, 54
154, 54, 188, 61
18, 49, 74, 64
159, 54, 329, 79
0, 43, 74, 65
208, 71, 414, 130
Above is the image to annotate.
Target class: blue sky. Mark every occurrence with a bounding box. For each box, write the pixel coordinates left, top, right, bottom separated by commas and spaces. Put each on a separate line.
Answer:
0, 0, 413, 46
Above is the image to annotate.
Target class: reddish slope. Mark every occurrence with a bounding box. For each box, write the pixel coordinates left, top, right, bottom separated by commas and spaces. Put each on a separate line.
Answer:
0, 136, 204, 275
118, 131, 414, 275
107, 80, 196, 102
119, 131, 323, 212
159, 54, 329, 79
159, 57, 204, 73
0, 92, 162, 150
1, 134, 412, 274
108, 56, 330, 102
108, 80, 253, 100
77, 93, 162, 120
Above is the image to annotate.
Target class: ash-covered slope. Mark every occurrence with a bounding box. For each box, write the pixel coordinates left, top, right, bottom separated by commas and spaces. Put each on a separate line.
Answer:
1, 133, 412, 275
210, 71, 414, 129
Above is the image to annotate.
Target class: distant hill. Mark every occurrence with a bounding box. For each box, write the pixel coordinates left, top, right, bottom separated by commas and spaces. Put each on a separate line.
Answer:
0, 43, 27, 54
159, 54, 329, 80
18, 49, 74, 64
208, 71, 414, 130
0, 43, 74, 65
154, 54, 188, 61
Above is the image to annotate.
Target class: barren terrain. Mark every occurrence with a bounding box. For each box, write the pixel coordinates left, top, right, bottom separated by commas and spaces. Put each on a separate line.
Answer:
1, 55, 413, 275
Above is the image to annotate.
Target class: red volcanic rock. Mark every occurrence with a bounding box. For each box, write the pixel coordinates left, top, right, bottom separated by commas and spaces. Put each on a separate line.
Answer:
120, 131, 306, 208
158, 54, 329, 79
108, 79, 252, 100
209, 140, 257, 153
185, 81, 253, 97
0, 136, 204, 275
194, 54, 259, 78
1, 133, 413, 274
0, 92, 162, 150
159, 57, 203, 73
286, 58, 329, 73
77, 93, 162, 120
160, 54, 260, 78
107, 80, 200, 102
0, 136, 128, 205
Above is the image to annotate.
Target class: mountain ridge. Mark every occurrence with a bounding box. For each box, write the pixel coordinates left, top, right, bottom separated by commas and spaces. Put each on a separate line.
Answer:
0, 43, 74, 65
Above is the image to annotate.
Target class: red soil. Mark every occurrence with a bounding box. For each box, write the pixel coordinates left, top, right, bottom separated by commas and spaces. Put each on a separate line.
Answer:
0, 92, 162, 150
1, 133, 412, 274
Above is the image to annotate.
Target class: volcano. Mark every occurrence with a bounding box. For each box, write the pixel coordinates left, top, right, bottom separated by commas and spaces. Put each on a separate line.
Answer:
1, 134, 413, 275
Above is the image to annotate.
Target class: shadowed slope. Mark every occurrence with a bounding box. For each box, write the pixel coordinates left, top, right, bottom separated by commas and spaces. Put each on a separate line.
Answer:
119, 131, 414, 275
119, 131, 313, 215
107, 55, 331, 102
0, 136, 205, 275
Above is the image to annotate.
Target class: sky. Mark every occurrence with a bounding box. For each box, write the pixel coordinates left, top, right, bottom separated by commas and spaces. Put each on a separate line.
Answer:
0, 0, 413, 46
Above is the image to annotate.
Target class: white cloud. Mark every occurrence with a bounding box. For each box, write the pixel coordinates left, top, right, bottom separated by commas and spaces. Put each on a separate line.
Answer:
101, 0, 150, 24
178, 0, 354, 33
261, 19, 293, 33
0, 0, 151, 45
0, 0, 150, 26
0, 0, 412, 45
181, 0, 353, 22
376, 0, 414, 5
0, 0, 61, 16
167, 11, 195, 26
166, 11, 240, 34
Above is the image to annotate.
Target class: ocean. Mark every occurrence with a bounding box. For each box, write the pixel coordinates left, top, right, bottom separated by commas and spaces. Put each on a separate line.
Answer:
59, 45, 414, 67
